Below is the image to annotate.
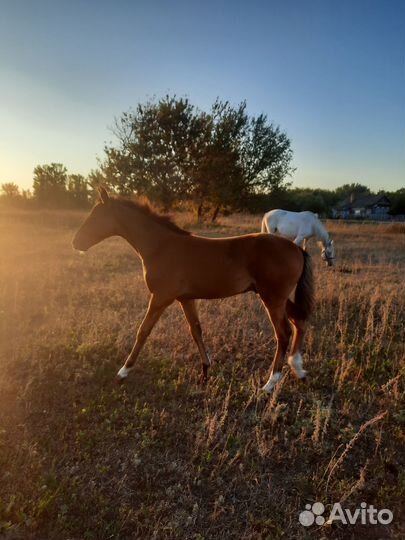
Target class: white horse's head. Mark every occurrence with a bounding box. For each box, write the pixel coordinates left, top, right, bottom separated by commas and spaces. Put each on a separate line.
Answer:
320, 239, 335, 267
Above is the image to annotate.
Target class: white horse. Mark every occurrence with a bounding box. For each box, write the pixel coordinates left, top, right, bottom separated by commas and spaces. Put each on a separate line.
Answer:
261, 209, 335, 266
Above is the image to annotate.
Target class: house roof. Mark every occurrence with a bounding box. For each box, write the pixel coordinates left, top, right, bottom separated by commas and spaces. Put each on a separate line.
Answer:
337, 194, 391, 210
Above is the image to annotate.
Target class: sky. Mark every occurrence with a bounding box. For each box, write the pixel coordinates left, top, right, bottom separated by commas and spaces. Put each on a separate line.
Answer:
1, 0, 404, 192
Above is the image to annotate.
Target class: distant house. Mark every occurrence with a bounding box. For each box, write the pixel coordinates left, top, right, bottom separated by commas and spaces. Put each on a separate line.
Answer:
333, 193, 392, 220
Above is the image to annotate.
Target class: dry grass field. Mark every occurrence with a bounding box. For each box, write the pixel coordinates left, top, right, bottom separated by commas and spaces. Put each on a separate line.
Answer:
0, 209, 404, 540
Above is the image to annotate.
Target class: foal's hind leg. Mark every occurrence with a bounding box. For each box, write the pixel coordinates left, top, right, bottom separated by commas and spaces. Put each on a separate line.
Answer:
260, 299, 292, 394
180, 299, 211, 383
286, 300, 307, 379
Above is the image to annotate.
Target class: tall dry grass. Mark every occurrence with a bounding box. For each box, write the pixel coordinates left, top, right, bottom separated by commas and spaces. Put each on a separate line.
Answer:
0, 210, 404, 539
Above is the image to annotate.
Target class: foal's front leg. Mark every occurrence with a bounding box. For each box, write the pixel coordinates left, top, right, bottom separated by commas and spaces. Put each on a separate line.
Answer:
180, 299, 211, 383
116, 294, 172, 381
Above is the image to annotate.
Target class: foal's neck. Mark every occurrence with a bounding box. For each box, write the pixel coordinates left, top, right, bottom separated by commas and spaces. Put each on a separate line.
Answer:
114, 204, 177, 263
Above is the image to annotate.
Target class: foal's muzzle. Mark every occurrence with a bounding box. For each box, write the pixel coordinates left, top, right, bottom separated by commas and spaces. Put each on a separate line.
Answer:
72, 234, 88, 252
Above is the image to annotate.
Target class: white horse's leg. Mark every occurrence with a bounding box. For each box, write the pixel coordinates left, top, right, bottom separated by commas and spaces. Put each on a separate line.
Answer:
293, 235, 306, 247
302, 238, 307, 251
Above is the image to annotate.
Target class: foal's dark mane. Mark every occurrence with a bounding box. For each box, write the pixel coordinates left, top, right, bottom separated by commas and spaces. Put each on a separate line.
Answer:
113, 197, 190, 236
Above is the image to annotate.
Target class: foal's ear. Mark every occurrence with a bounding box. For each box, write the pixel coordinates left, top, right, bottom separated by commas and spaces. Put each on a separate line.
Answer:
98, 186, 110, 204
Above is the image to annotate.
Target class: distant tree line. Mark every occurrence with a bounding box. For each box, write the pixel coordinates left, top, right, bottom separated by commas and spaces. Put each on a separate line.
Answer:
246, 183, 405, 216
3, 176, 404, 218
1, 95, 404, 219
0, 165, 92, 209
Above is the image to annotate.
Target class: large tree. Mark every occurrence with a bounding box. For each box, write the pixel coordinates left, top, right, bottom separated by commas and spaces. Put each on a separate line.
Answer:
102, 96, 294, 217
189, 100, 246, 219
240, 114, 294, 194
105, 96, 204, 209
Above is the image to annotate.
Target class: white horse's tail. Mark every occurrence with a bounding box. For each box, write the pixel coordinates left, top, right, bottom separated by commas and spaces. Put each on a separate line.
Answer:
261, 216, 268, 233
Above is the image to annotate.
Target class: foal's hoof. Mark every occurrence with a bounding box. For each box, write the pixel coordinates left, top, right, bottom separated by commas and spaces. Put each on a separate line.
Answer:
200, 364, 209, 386
116, 365, 132, 384
288, 354, 307, 379
262, 372, 282, 394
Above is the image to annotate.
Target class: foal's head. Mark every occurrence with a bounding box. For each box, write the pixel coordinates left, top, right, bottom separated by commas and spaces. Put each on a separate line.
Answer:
321, 239, 335, 267
72, 187, 117, 251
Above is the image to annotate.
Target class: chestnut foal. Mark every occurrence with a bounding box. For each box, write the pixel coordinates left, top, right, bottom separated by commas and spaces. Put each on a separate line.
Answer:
72, 188, 314, 394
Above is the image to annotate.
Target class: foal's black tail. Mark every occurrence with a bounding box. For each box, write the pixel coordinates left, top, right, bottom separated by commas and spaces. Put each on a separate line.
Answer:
288, 250, 314, 321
